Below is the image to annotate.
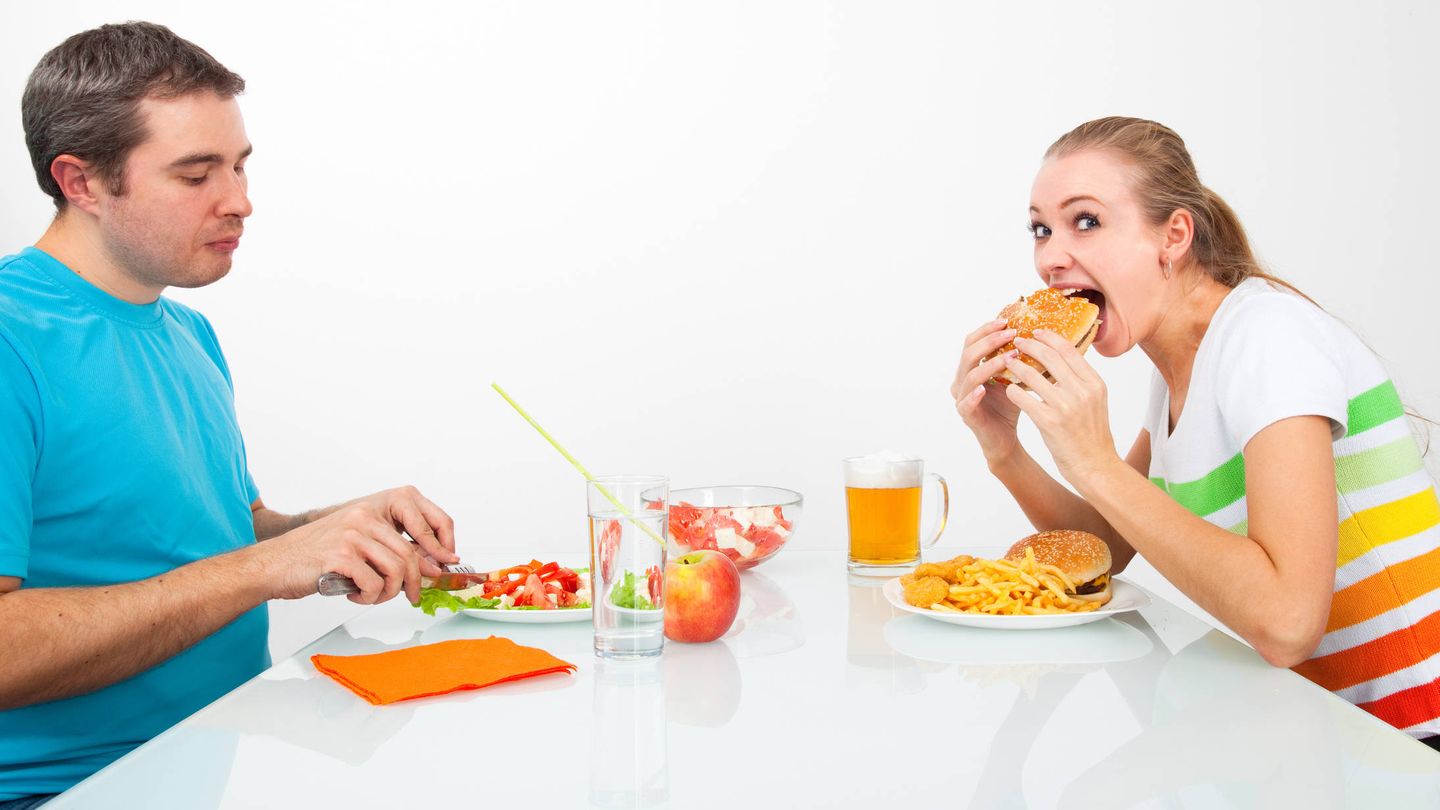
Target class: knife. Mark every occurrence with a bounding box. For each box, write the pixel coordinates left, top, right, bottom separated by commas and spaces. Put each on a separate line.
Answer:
316, 566, 496, 597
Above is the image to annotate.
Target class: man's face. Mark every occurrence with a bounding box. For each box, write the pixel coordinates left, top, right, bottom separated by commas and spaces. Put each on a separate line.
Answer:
98, 91, 252, 290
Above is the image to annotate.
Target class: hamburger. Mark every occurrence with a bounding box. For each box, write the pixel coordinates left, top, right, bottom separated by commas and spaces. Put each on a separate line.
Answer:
985, 288, 1101, 387
1004, 529, 1112, 606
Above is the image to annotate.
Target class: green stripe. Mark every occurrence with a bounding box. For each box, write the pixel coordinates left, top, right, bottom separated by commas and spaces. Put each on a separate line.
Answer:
1228, 519, 1248, 536
1149, 452, 1246, 518
1347, 380, 1404, 437
1335, 436, 1425, 494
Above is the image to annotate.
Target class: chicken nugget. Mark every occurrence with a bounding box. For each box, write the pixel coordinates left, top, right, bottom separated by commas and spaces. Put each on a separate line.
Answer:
902, 575, 951, 609
912, 563, 952, 582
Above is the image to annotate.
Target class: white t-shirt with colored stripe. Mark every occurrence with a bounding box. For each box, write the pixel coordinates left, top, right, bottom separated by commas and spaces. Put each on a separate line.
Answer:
1144, 277, 1440, 738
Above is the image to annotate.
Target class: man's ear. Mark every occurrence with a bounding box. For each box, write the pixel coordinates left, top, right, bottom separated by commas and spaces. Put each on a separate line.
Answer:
50, 155, 104, 215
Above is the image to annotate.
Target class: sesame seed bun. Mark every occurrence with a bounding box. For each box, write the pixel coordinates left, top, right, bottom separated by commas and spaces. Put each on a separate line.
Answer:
1004, 529, 1113, 605
986, 288, 1101, 387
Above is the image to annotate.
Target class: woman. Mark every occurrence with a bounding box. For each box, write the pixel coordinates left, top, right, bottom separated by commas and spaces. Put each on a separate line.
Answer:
951, 116, 1440, 743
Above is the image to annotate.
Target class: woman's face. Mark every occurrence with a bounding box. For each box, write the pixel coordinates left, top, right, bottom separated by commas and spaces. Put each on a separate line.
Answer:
1028, 149, 1167, 356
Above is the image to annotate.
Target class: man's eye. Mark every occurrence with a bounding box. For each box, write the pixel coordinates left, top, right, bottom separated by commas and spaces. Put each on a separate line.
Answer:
181, 175, 207, 186
1076, 213, 1100, 231
1028, 222, 1052, 239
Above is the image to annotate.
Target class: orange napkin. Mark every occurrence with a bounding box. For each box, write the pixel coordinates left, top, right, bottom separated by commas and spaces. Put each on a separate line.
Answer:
311, 636, 577, 705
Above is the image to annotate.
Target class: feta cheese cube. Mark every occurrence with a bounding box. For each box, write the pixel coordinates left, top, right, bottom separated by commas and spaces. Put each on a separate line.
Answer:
736, 534, 756, 558
715, 527, 740, 550
752, 507, 777, 528
730, 509, 753, 531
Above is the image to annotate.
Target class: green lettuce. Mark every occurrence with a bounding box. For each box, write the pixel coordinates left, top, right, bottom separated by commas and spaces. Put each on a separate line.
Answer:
415, 586, 591, 614
416, 588, 500, 616
609, 570, 655, 610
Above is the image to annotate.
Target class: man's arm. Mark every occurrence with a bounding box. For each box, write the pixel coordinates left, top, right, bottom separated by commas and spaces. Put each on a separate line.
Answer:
0, 486, 459, 711
0, 548, 269, 711
251, 498, 338, 541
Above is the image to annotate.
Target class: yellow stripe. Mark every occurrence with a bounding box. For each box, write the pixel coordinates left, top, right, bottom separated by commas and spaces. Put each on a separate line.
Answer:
1337, 488, 1440, 567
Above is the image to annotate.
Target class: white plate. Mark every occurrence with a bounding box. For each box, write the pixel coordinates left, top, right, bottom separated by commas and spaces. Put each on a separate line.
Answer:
607, 604, 664, 623
883, 612, 1155, 664
459, 605, 592, 624
882, 576, 1151, 630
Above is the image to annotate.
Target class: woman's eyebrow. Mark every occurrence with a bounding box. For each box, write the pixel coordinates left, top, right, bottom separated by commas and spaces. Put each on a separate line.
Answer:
1029, 194, 1103, 214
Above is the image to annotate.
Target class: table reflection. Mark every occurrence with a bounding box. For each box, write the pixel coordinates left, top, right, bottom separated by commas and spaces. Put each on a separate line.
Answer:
591, 658, 668, 808
846, 574, 933, 693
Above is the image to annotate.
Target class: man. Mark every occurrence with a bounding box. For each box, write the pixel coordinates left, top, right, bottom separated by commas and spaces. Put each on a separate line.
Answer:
0, 23, 458, 805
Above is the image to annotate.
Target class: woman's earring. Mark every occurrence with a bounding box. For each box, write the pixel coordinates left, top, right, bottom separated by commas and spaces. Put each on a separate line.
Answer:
1163, 260, 1173, 280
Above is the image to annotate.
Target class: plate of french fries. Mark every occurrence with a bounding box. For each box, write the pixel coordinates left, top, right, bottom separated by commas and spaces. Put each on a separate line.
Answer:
882, 549, 1150, 630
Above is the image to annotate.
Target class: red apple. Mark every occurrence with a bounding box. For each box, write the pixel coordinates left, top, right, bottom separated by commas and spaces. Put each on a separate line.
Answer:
664, 550, 741, 643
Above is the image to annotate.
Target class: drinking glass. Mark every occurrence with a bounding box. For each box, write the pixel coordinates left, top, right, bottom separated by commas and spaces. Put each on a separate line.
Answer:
588, 475, 668, 658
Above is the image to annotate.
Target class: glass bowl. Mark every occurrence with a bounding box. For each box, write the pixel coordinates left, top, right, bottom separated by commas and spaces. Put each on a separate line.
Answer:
667, 486, 803, 570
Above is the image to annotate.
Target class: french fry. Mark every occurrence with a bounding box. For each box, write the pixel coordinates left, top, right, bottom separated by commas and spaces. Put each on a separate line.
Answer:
911, 550, 1100, 616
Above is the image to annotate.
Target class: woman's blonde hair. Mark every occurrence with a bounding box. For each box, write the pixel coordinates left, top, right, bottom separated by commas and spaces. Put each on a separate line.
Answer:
1045, 116, 1307, 299
1050, 117, 1436, 448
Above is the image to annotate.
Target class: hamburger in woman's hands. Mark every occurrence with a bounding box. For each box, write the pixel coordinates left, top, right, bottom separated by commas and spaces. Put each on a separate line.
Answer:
1004, 529, 1112, 606
985, 288, 1101, 387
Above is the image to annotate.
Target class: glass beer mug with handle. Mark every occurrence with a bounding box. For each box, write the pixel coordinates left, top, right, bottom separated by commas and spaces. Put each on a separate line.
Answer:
843, 453, 949, 575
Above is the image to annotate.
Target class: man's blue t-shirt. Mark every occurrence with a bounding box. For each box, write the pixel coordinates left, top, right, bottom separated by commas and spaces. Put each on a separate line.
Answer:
0, 247, 269, 799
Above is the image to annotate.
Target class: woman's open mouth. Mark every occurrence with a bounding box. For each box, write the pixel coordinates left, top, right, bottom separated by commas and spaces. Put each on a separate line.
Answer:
1057, 286, 1108, 343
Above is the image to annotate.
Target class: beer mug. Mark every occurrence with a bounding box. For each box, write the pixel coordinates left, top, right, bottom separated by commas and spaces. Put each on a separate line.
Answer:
843, 453, 949, 575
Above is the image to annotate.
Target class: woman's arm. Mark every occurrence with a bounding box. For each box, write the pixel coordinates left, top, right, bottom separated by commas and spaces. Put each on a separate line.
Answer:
1076, 415, 1337, 666
1001, 329, 1337, 666
989, 428, 1150, 573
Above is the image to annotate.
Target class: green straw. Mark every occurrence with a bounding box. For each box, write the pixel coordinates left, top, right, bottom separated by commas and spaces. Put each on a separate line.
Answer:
492, 382, 666, 547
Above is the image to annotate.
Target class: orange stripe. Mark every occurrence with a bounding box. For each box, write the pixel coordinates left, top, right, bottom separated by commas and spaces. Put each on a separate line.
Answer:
1295, 608, 1440, 691
1326, 545, 1440, 632
1358, 675, 1440, 732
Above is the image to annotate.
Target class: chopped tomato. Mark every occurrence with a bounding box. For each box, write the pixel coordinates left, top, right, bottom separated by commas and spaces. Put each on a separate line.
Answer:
519, 573, 555, 609
646, 565, 663, 607
553, 568, 581, 591
599, 520, 621, 582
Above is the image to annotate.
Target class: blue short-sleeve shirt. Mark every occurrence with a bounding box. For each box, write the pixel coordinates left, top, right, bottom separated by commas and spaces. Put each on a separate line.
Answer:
0, 247, 268, 799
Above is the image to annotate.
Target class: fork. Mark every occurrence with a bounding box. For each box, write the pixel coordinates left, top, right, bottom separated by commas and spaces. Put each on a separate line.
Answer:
316, 561, 475, 597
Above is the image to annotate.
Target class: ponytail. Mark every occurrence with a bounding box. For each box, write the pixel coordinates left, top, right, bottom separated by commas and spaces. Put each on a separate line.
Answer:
1046, 117, 1313, 301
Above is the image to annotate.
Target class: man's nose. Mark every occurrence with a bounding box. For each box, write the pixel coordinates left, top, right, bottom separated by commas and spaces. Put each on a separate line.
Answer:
216, 170, 252, 219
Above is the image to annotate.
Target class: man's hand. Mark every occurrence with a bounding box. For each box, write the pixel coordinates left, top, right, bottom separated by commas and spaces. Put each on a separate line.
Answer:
257, 486, 458, 605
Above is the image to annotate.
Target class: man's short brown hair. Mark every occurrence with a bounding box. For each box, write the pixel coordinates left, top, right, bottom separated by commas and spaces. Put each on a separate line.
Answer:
22, 21, 245, 211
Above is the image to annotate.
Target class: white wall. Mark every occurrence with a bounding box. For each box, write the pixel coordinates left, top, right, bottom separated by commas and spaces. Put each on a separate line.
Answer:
3, 2, 1437, 660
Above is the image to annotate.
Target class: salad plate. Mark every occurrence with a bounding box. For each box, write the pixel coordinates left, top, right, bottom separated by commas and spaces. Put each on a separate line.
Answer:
606, 604, 664, 623
459, 605, 591, 624
417, 560, 592, 623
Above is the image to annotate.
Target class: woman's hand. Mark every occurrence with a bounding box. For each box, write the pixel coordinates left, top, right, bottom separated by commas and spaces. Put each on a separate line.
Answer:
951, 319, 1023, 466
1000, 329, 1120, 484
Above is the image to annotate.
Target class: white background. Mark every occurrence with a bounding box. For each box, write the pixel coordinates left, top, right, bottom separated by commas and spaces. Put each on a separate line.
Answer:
2, 2, 1437, 660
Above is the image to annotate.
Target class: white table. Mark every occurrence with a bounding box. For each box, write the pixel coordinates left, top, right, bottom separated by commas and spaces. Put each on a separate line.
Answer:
49, 550, 1440, 808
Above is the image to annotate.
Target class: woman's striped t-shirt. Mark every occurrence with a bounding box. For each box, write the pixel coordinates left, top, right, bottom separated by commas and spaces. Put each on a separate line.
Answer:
1144, 278, 1440, 738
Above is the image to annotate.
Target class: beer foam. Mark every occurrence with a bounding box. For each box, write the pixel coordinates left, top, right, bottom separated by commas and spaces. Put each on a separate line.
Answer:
845, 450, 922, 488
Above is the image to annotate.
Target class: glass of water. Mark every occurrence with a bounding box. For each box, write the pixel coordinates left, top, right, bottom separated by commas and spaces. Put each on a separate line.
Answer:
588, 475, 667, 659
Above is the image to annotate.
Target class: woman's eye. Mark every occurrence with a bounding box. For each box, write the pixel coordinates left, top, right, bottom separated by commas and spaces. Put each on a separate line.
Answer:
1029, 222, 1052, 239
1076, 213, 1100, 231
